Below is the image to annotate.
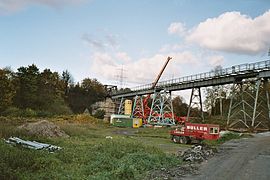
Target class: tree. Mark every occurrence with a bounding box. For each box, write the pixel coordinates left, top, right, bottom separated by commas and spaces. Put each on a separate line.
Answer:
37, 69, 71, 114
0, 63, 106, 116
67, 83, 86, 113
204, 84, 230, 117
118, 88, 131, 93
172, 96, 188, 117
13, 64, 40, 109
0, 68, 15, 112
204, 65, 228, 117
61, 70, 73, 96
81, 78, 106, 103
67, 78, 106, 113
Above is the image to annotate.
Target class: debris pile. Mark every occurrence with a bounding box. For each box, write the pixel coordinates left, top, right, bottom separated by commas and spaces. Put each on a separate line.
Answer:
149, 145, 217, 179
18, 120, 69, 138
149, 164, 199, 180
178, 145, 216, 162
5, 137, 61, 152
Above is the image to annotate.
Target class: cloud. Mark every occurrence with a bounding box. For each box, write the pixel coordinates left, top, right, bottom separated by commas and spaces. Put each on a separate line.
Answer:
91, 52, 118, 79
82, 33, 119, 50
0, 0, 86, 13
159, 44, 183, 53
186, 10, 270, 55
92, 52, 115, 66
82, 34, 105, 50
105, 34, 119, 48
116, 52, 132, 63
168, 22, 186, 36
207, 55, 224, 67
90, 51, 199, 85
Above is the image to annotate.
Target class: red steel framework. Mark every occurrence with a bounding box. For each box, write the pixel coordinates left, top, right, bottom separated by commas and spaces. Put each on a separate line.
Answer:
131, 57, 182, 124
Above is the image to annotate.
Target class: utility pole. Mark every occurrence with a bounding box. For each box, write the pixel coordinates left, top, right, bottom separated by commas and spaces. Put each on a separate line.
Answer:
119, 65, 124, 88
116, 65, 126, 89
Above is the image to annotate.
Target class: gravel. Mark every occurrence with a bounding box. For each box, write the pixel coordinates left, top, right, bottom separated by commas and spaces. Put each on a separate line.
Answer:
148, 144, 217, 180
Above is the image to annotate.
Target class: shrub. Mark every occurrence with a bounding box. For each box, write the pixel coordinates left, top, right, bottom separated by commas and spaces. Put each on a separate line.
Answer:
203, 132, 241, 146
1, 107, 37, 117
1, 107, 21, 117
21, 108, 37, 117
93, 109, 105, 119
46, 99, 72, 115
36, 110, 53, 117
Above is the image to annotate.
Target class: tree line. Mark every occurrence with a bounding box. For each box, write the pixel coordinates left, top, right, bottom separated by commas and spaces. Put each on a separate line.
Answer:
0, 64, 106, 117
0, 64, 202, 119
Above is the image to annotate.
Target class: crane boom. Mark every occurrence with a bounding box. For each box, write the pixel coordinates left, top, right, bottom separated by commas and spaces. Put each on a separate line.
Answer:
151, 56, 172, 89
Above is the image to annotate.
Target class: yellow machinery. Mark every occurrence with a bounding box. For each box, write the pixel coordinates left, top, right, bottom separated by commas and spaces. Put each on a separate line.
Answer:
133, 118, 143, 128
110, 99, 142, 128
124, 99, 132, 115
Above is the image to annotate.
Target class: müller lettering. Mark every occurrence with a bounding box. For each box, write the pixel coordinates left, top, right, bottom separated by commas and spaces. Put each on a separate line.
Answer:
186, 125, 208, 131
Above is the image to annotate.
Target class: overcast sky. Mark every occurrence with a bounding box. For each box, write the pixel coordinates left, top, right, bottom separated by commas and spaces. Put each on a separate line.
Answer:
1, 0, 270, 90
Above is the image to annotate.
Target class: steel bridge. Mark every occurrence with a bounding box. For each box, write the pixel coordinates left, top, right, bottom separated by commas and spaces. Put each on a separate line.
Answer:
111, 59, 270, 130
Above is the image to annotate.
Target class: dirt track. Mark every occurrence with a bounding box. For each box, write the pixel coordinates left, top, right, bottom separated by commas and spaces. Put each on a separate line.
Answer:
184, 133, 270, 180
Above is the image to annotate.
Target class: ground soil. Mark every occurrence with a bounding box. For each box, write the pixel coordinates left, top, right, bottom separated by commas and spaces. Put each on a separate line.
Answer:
184, 132, 270, 180
18, 120, 69, 138
113, 129, 138, 136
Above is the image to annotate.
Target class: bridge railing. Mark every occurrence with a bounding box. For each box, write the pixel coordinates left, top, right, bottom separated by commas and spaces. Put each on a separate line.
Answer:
129, 59, 270, 93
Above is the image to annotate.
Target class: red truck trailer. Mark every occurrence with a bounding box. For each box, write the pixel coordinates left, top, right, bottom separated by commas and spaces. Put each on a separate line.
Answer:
170, 122, 220, 144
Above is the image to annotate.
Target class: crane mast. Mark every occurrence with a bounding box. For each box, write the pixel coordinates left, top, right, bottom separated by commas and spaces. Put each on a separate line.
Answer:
142, 56, 172, 121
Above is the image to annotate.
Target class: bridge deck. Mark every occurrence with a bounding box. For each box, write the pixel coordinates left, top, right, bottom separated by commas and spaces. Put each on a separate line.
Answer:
112, 60, 270, 99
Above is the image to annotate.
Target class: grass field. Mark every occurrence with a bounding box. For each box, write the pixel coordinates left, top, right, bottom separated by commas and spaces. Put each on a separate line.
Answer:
0, 116, 186, 180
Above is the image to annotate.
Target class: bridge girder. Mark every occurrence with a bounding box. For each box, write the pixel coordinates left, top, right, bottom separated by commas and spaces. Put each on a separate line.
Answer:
113, 60, 270, 130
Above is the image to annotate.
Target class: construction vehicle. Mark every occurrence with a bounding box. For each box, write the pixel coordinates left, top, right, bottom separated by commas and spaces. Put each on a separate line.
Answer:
170, 122, 220, 144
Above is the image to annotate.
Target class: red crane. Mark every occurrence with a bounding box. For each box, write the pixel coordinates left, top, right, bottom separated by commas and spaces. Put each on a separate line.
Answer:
151, 56, 172, 89
141, 56, 172, 123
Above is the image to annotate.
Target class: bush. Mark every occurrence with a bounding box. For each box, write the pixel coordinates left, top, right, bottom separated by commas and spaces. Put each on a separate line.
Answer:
36, 110, 53, 117
93, 109, 105, 119
21, 108, 37, 117
46, 99, 72, 116
203, 132, 241, 146
1, 102, 72, 118
1, 107, 37, 117
218, 132, 241, 143
55, 114, 102, 125
1, 107, 21, 117
73, 114, 99, 124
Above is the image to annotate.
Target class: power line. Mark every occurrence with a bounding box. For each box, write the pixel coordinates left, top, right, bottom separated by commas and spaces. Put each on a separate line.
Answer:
115, 65, 127, 89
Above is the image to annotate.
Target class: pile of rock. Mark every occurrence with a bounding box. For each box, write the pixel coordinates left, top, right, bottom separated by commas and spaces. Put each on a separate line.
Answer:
149, 145, 217, 179
178, 145, 216, 162
149, 164, 199, 180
